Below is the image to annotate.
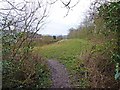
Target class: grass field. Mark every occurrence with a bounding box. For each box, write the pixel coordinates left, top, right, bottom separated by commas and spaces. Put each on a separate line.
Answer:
34, 39, 92, 87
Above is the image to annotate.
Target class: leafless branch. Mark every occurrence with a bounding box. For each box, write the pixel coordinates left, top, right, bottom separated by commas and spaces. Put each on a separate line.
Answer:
60, 0, 80, 17
1, 0, 49, 60
47, 0, 59, 4
60, 0, 71, 8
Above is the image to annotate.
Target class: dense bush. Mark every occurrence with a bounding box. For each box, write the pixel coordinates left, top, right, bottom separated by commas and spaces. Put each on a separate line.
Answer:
2, 30, 51, 88
0, 0, 52, 88
67, 1, 120, 87
98, 1, 120, 80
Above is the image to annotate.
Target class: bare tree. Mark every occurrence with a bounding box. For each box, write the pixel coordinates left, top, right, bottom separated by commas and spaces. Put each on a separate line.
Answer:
47, 0, 80, 17
86, 0, 109, 34
0, 0, 50, 60
0, 0, 51, 88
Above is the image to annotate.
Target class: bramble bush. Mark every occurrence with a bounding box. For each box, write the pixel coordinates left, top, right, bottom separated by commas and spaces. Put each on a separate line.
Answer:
98, 1, 120, 80
1, 0, 51, 88
2, 30, 51, 88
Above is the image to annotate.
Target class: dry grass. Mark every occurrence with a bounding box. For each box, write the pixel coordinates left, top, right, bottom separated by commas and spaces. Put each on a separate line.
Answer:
80, 45, 120, 88
2, 52, 51, 88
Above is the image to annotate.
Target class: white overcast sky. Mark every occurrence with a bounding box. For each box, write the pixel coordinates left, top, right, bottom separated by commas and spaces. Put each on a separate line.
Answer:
39, 0, 95, 36
0, 0, 95, 36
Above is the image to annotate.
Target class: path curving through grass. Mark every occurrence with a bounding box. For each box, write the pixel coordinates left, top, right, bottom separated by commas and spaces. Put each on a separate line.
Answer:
34, 39, 92, 87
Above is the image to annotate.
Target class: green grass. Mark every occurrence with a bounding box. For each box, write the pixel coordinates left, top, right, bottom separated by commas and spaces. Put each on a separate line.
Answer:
34, 39, 92, 87
34, 39, 90, 59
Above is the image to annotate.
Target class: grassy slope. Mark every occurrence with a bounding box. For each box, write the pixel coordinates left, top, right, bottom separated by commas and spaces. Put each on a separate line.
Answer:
34, 39, 92, 87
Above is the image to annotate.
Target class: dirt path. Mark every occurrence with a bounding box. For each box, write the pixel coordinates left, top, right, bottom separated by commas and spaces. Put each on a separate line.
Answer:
47, 59, 71, 88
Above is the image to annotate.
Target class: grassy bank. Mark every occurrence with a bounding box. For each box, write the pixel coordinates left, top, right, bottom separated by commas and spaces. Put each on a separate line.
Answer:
34, 39, 92, 87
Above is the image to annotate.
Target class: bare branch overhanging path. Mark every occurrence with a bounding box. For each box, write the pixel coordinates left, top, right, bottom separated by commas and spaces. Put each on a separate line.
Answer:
47, 59, 71, 88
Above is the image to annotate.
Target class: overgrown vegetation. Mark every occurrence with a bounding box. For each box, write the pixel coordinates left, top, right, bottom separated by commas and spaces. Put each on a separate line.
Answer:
1, 0, 51, 89
2, 52, 51, 88
1, 0, 120, 88
67, 0, 120, 88
99, 1, 120, 80
2, 30, 52, 88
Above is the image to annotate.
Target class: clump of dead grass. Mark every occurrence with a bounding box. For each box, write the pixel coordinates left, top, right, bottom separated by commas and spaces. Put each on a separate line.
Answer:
2, 52, 51, 89
80, 45, 120, 88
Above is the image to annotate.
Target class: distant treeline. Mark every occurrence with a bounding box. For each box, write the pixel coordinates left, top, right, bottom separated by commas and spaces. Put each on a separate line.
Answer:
67, 16, 115, 42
